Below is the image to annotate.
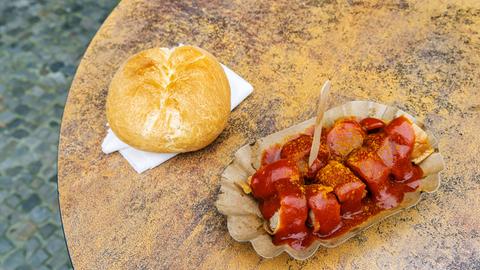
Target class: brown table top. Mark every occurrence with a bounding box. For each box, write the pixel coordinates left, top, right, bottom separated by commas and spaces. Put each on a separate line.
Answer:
58, 0, 480, 269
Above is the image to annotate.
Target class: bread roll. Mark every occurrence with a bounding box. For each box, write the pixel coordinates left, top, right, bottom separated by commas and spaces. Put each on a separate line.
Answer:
106, 45, 231, 153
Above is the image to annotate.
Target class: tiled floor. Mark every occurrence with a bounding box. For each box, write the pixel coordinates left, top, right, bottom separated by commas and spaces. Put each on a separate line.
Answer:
0, 1, 119, 269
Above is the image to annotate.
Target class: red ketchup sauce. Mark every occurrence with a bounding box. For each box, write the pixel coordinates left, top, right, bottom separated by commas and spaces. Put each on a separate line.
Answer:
250, 116, 424, 250
360, 117, 386, 131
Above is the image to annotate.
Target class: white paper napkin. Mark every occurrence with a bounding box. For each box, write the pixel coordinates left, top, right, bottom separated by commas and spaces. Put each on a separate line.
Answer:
102, 64, 253, 173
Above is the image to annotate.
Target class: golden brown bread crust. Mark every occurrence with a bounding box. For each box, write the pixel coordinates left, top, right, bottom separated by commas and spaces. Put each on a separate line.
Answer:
106, 45, 231, 152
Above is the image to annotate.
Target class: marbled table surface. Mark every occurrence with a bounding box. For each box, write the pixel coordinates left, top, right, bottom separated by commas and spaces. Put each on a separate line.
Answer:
58, 0, 480, 269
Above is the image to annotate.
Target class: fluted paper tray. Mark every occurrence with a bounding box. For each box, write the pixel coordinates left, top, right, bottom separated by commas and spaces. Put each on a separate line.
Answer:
215, 101, 445, 260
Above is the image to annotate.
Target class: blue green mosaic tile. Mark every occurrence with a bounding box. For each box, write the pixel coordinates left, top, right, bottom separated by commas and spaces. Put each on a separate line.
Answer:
0, 0, 119, 268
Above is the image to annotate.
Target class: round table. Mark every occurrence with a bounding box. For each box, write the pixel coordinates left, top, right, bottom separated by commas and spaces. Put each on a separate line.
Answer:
58, 0, 480, 268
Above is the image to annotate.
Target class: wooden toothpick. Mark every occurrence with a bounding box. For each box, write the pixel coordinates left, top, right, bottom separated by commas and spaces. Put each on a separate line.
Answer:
308, 80, 331, 167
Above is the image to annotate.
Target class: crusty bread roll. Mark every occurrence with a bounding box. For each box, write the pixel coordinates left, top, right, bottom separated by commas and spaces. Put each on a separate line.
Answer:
106, 45, 231, 153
